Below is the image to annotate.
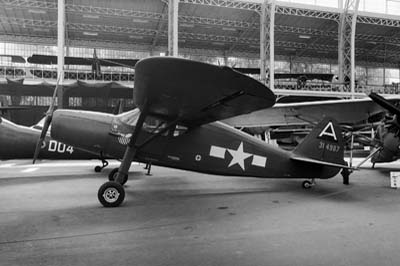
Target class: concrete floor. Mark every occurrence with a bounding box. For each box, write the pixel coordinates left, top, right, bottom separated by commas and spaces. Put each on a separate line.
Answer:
1, 159, 400, 266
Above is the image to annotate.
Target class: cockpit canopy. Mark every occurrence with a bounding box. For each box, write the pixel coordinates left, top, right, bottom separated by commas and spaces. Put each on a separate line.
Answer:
117, 108, 187, 136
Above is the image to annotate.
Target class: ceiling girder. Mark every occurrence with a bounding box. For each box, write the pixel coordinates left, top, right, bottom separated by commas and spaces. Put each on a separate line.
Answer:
2, 0, 400, 27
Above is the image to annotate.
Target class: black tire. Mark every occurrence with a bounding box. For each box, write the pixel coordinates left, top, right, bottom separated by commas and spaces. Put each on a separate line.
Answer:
302, 180, 312, 189
98, 181, 125, 207
108, 167, 128, 185
94, 166, 102, 172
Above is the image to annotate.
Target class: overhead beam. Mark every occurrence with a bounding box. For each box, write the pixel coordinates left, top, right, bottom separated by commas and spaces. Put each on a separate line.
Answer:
57, 0, 65, 107
260, 0, 275, 88
4, 16, 400, 58
4, 0, 400, 27
151, 3, 168, 52
338, 0, 360, 98
4, 15, 400, 45
168, 0, 179, 56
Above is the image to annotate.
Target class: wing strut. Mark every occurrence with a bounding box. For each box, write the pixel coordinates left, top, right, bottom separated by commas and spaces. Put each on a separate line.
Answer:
352, 147, 383, 170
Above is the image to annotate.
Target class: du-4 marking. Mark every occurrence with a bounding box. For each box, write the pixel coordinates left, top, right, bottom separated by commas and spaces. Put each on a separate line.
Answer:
209, 142, 267, 170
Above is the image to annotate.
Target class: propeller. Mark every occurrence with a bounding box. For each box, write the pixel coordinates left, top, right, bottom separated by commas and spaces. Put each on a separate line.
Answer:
32, 72, 62, 164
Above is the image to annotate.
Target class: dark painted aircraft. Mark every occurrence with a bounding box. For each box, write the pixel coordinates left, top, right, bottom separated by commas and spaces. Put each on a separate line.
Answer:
35, 57, 351, 208
0, 116, 98, 161
365, 92, 400, 167
27, 50, 138, 80
0, 104, 135, 172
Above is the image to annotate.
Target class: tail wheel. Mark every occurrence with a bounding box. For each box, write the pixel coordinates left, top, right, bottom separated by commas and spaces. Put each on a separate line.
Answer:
98, 181, 125, 207
302, 180, 313, 189
108, 167, 128, 185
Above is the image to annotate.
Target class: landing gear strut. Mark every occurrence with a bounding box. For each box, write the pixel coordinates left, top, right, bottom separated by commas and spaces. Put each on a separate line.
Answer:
302, 179, 316, 189
108, 167, 128, 185
97, 108, 179, 207
341, 165, 351, 185
145, 162, 152, 176
97, 107, 148, 208
94, 152, 108, 172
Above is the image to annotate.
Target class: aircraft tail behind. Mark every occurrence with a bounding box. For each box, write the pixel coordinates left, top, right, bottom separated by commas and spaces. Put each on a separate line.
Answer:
291, 117, 350, 168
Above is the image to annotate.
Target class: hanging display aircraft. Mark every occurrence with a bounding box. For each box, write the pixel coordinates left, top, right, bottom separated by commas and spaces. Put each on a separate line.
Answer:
27, 51, 138, 80
33, 57, 351, 208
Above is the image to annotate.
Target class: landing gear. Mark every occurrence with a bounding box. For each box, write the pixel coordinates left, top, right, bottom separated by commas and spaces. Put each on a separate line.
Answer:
96, 108, 178, 208
97, 108, 149, 208
94, 153, 108, 172
108, 167, 128, 185
302, 179, 316, 189
341, 168, 351, 185
145, 162, 152, 176
98, 181, 125, 207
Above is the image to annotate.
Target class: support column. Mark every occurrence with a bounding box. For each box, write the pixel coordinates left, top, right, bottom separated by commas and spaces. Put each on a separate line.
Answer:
338, 0, 360, 98
260, 0, 275, 90
168, 0, 179, 57
57, 0, 65, 108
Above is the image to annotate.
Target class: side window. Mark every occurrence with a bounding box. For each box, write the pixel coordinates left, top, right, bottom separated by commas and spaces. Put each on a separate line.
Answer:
143, 116, 167, 134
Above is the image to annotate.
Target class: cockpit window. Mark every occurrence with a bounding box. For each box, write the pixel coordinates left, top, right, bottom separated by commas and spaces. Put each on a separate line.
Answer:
118, 108, 140, 126
143, 116, 167, 134
117, 109, 188, 137
173, 125, 188, 137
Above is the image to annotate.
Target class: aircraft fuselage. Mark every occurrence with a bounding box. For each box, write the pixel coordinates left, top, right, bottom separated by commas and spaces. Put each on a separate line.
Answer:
51, 109, 340, 179
0, 117, 96, 160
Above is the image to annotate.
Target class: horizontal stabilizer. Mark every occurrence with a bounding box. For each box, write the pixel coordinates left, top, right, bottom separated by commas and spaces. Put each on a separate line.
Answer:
291, 156, 352, 169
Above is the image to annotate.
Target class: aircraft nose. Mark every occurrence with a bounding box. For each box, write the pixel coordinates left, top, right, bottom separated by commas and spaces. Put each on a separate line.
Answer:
51, 110, 114, 153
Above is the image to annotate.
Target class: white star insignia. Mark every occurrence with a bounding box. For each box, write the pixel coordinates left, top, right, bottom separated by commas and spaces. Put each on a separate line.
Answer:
227, 142, 252, 171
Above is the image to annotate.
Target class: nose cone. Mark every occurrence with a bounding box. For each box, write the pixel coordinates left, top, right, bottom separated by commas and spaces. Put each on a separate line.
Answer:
51, 110, 114, 154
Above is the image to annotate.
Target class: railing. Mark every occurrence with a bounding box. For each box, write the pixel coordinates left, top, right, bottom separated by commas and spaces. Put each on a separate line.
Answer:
1, 65, 399, 96
0, 66, 134, 83
275, 81, 400, 96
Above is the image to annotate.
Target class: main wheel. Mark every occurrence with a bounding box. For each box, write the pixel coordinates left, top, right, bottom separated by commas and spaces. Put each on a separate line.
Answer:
108, 167, 128, 185
94, 166, 102, 172
302, 180, 313, 189
98, 181, 125, 207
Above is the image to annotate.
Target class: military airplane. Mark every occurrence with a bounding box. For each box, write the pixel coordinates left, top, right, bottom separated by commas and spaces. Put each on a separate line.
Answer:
0, 115, 99, 161
32, 57, 351, 208
365, 92, 400, 167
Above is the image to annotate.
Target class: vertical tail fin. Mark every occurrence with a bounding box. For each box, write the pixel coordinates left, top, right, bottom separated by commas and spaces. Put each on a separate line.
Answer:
291, 117, 348, 168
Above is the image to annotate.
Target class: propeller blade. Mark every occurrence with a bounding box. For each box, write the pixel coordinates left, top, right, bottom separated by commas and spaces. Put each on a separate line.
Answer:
32, 115, 52, 164
368, 92, 400, 116
32, 73, 62, 164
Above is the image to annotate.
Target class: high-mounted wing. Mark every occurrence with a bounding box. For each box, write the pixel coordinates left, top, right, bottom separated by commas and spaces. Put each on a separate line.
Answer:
223, 96, 400, 127
134, 57, 276, 126
27, 54, 138, 67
